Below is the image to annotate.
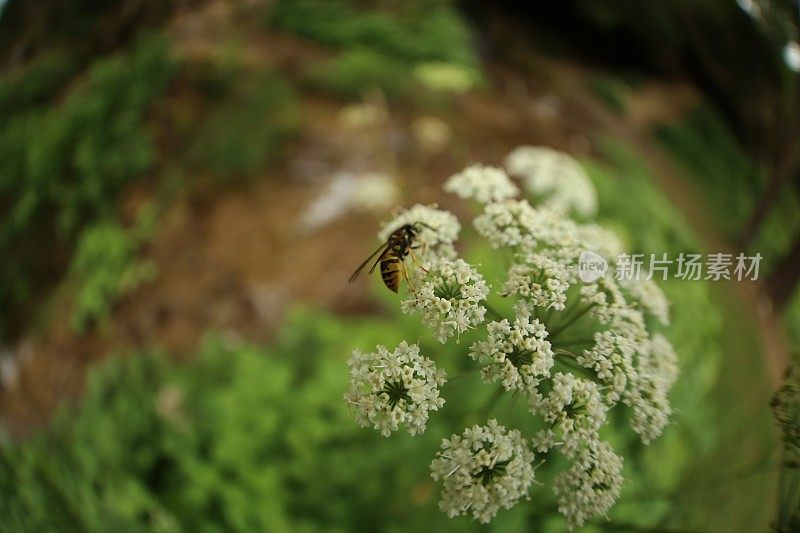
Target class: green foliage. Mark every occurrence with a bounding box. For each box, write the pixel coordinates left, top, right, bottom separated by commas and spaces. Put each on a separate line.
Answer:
268, 0, 475, 66
656, 106, 764, 236
657, 105, 800, 273
588, 75, 628, 115
18, 36, 174, 235
0, 50, 77, 116
268, 0, 478, 100
189, 71, 301, 178
306, 48, 410, 99
69, 209, 158, 334
0, 35, 176, 340
771, 365, 800, 532
584, 139, 701, 258
0, 314, 494, 532
572, 143, 727, 526
0, 0, 175, 65
583, 140, 777, 530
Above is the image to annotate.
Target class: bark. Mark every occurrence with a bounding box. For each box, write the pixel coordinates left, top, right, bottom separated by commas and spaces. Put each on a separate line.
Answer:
738, 156, 794, 250
767, 232, 800, 311
738, 123, 800, 248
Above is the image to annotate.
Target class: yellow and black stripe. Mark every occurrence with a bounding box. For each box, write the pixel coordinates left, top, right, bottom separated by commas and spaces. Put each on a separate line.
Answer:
380, 252, 403, 293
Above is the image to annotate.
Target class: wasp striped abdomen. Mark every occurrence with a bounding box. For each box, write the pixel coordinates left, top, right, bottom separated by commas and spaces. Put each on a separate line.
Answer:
380, 252, 404, 293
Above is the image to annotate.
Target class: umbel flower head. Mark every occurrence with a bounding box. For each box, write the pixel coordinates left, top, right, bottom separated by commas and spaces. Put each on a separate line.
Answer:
444, 164, 519, 204
345, 341, 446, 437
469, 302, 554, 394
577, 223, 626, 261
402, 258, 490, 343
529, 372, 608, 453
346, 154, 679, 529
430, 419, 536, 523
473, 199, 540, 250
504, 145, 598, 217
553, 440, 624, 529
619, 278, 671, 326
577, 329, 637, 404
502, 253, 571, 311
473, 200, 585, 266
626, 333, 679, 444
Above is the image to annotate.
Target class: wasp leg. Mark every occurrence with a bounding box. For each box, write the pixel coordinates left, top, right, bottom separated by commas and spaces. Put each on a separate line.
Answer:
411, 238, 430, 256
400, 260, 419, 299
408, 248, 429, 274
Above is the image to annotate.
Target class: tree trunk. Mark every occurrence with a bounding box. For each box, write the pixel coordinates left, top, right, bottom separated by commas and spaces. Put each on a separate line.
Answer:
767, 233, 800, 311
738, 140, 799, 250
739, 166, 792, 249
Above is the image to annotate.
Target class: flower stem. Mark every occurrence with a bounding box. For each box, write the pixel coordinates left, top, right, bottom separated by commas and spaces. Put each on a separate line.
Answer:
449, 368, 481, 380
480, 385, 506, 418
543, 305, 556, 326
485, 303, 504, 321
554, 349, 594, 377
549, 303, 594, 339
554, 348, 578, 358
552, 338, 594, 349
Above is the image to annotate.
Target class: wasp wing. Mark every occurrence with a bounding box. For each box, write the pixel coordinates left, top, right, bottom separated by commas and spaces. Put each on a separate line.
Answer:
348, 241, 393, 283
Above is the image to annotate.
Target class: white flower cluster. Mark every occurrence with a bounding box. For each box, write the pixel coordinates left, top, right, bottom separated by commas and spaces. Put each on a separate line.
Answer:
345, 341, 446, 437
430, 420, 535, 523
577, 330, 636, 404
503, 253, 571, 310
474, 200, 585, 268
553, 440, 624, 529
402, 258, 490, 343
530, 372, 608, 455
469, 303, 554, 393
577, 223, 625, 262
579, 275, 628, 324
645, 334, 679, 390
444, 164, 519, 204
473, 199, 540, 250
346, 156, 678, 529
626, 333, 679, 443
504, 145, 598, 217
619, 278, 670, 326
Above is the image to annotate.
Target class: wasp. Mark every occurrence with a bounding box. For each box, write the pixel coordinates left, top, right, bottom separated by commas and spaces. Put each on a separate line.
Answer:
348, 222, 433, 295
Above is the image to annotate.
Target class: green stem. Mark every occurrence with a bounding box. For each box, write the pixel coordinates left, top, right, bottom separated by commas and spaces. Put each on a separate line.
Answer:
552, 338, 594, 349
549, 303, 594, 338
507, 391, 521, 418
543, 305, 556, 326
554, 348, 578, 358
484, 303, 504, 321
503, 247, 515, 270
554, 349, 593, 377
479, 385, 506, 418
449, 368, 481, 381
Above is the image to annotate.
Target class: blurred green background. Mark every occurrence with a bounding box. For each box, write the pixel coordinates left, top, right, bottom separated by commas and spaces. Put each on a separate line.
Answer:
1, 0, 799, 531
